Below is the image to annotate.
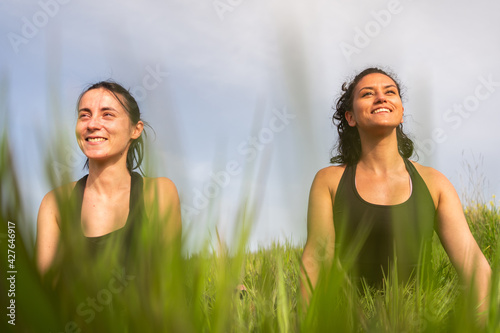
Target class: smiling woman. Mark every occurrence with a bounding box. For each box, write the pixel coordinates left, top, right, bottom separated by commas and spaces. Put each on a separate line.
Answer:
300, 67, 492, 318
330, 67, 413, 166
36, 81, 182, 276
76, 82, 146, 173
76, 88, 140, 162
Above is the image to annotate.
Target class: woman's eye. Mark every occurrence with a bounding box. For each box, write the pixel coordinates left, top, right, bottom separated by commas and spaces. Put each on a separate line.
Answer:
79, 113, 89, 119
386, 90, 396, 95
362, 92, 373, 97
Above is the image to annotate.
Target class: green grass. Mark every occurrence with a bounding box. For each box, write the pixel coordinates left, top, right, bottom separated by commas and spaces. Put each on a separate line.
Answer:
1, 134, 499, 333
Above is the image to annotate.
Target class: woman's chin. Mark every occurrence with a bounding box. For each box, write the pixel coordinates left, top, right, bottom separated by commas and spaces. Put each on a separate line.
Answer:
85, 155, 110, 163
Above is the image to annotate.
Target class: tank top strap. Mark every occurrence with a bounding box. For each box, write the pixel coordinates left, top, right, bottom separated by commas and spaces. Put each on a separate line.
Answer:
74, 174, 88, 195
335, 163, 354, 201
404, 158, 419, 181
127, 172, 145, 229
67, 175, 88, 232
403, 159, 436, 211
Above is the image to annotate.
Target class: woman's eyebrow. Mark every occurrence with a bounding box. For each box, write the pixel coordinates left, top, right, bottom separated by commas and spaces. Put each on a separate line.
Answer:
78, 106, 117, 112
358, 84, 397, 93
100, 106, 117, 112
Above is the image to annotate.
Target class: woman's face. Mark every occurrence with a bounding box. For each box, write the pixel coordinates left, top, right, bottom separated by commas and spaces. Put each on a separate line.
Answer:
345, 73, 404, 132
76, 88, 143, 165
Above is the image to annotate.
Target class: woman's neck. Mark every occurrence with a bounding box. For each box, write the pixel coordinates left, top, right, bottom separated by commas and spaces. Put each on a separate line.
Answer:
357, 129, 404, 174
86, 161, 131, 195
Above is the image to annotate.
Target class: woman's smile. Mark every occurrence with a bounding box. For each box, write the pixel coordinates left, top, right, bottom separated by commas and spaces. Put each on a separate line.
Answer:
371, 107, 391, 114
85, 136, 108, 144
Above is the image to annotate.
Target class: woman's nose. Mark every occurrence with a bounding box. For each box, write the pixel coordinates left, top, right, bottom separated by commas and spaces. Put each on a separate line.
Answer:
87, 116, 102, 130
374, 91, 387, 103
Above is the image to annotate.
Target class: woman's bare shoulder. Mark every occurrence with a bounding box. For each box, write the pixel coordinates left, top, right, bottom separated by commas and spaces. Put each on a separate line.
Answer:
143, 177, 178, 194
143, 177, 180, 205
38, 181, 78, 226
314, 165, 347, 183
142, 177, 181, 221
410, 160, 449, 185
41, 181, 78, 203
409, 160, 455, 203
311, 165, 347, 195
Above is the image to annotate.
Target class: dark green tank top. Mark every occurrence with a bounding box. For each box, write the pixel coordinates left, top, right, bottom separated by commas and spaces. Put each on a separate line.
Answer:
333, 159, 436, 286
70, 172, 145, 260
50, 173, 145, 328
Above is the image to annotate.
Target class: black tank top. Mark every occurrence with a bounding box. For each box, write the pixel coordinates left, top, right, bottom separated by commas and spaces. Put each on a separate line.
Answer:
69, 172, 145, 259
52, 173, 145, 327
333, 159, 436, 286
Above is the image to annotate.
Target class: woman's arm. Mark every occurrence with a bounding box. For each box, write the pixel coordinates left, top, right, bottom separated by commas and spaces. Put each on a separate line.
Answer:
36, 191, 61, 276
300, 167, 339, 304
432, 170, 491, 314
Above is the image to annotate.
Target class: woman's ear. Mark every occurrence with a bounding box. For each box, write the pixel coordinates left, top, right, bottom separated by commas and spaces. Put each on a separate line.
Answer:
345, 111, 356, 127
131, 121, 144, 140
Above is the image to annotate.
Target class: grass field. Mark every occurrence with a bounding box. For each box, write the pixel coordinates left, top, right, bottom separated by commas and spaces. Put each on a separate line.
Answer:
1, 135, 499, 332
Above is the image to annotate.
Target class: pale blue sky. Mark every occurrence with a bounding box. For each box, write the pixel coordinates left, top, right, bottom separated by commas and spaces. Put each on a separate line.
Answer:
2, 0, 499, 251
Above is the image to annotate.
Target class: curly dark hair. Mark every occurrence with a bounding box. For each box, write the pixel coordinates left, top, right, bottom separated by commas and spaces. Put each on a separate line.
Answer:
77, 81, 149, 174
330, 67, 414, 165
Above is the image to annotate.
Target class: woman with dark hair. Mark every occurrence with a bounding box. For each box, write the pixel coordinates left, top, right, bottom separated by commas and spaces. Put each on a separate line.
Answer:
36, 81, 181, 275
300, 68, 491, 311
